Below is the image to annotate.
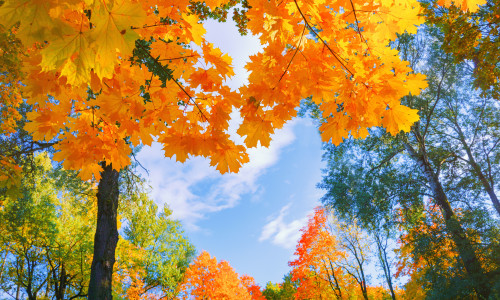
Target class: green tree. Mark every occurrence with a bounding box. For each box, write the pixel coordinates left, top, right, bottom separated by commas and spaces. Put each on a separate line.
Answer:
0, 153, 94, 299
262, 273, 297, 300
315, 27, 500, 299
117, 192, 195, 299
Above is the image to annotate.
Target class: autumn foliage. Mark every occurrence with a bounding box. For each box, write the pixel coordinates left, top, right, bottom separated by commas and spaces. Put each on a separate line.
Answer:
0, 0, 441, 183
0, 0, 496, 299
179, 250, 263, 299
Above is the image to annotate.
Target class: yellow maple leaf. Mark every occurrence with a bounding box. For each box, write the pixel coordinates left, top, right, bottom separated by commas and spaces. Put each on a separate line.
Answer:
202, 42, 235, 79
319, 115, 349, 146
91, 0, 146, 79
41, 27, 94, 85
237, 118, 274, 148
180, 13, 206, 45
381, 104, 420, 135
210, 145, 249, 174
161, 134, 190, 163
405, 73, 428, 96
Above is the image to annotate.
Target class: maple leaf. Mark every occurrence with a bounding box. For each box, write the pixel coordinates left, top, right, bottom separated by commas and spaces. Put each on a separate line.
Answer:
237, 118, 274, 148
91, 0, 146, 79
381, 104, 420, 135
319, 115, 349, 146
210, 144, 249, 174
202, 42, 235, 79
405, 73, 428, 95
0, 0, 63, 45
180, 13, 206, 45
41, 25, 93, 85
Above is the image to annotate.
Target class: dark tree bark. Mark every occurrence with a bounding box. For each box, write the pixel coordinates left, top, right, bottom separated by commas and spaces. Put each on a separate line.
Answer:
404, 142, 490, 299
88, 163, 119, 300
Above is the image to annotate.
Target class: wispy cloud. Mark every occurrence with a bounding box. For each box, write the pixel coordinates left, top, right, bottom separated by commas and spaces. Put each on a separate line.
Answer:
259, 204, 309, 250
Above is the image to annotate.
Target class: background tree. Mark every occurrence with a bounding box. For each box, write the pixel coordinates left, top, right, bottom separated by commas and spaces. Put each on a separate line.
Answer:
315, 26, 500, 298
178, 250, 253, 299
0, 153, 94, 300
332, 217, 372, 300
262, 273, 297, 300
289, 207, 351, 299
114, 192, 195, 300
423, 0, 500, 100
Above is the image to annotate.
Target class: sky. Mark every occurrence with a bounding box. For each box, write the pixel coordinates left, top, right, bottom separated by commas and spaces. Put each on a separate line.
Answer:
136, 15, 327, 286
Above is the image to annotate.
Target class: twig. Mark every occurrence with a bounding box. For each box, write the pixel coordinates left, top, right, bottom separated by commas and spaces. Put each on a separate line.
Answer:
274, 25, 307, 89
293, 0, 355, 77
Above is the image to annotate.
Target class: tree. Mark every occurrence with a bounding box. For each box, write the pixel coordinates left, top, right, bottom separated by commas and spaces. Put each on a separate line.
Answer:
395, 201, 500, 299
0, 151, 195, 300
240, 275, 266, 300
0, 153, 95, 300
370, 224, 398, 300
262, 273, 297, 300
316, 27, 499, 298
423, 0, 500, 100
0, 0, 448, 297
333, 218, 372, 300
116, 193, 195, 299
289, 207, 354, 299
178, 250, 252, 299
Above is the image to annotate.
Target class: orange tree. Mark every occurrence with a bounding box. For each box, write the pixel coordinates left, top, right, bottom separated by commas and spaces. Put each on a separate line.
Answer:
178, 250, 259, 299
0, 0, 482, 298
289, 207, 354, 299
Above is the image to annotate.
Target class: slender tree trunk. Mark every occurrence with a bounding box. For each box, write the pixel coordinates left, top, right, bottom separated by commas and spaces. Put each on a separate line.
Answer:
88, 163, 119, 300
360, 278, 368, 300
0, 250, 7, 284
404, 142, 490, 299
455, 124, 500, 216
374, 233, 396, 300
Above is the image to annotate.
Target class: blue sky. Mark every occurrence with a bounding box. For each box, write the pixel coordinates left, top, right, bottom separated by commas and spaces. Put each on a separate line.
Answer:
136, 15, 327, 286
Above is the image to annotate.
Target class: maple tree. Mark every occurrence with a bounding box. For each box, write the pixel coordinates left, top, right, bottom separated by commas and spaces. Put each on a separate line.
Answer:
178, 250, 258, 299
289, 207, 355, 299
394, 202, 500, 299
0, 0, 435, 181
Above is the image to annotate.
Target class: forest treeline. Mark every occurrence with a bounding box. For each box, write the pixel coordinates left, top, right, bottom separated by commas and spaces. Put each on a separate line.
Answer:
1, 0, 499, 298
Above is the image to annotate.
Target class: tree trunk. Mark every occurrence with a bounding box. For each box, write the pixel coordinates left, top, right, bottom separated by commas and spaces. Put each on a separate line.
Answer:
374, 233, 396, 300
88, 163, 119, 300
455, 124, 500, 217
404, 142, 490, 299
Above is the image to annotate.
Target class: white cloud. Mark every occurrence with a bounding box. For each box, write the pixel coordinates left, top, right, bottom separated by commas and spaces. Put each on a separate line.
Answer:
259, 204, 309, 250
